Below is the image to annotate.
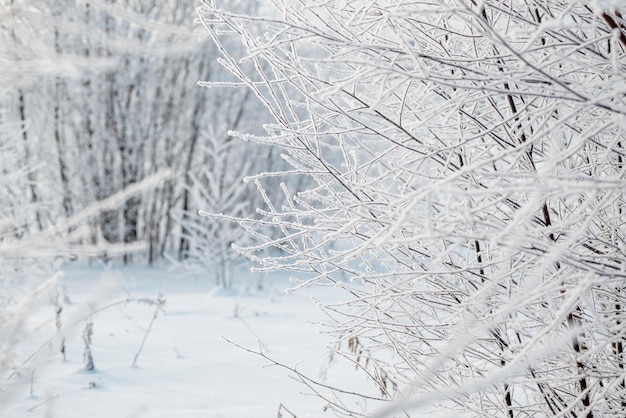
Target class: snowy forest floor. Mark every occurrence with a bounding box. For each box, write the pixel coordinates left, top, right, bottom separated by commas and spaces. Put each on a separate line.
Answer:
2, 264, 353, 417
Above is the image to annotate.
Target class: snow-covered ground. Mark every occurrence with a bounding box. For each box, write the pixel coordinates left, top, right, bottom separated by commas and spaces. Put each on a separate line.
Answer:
2, 264, 353, 418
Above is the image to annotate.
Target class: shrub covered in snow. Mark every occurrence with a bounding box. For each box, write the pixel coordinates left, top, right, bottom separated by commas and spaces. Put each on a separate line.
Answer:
201, 0, 626, 416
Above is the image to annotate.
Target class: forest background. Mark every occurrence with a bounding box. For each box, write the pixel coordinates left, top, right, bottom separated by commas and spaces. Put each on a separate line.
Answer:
1, 0, 284, 287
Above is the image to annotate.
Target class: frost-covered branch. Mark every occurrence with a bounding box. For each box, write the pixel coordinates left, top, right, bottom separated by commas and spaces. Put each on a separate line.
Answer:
201, 0, 626, 416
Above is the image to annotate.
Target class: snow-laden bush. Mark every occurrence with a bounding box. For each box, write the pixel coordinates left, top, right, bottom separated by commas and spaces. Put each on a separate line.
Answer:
201, 0, 626, 416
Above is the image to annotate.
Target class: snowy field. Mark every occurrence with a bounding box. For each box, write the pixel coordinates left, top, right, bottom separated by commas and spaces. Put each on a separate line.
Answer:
2, 264, 354, 418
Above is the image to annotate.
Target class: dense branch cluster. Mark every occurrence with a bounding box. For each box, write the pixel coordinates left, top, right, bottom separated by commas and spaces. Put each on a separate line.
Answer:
201, 0, 626, 416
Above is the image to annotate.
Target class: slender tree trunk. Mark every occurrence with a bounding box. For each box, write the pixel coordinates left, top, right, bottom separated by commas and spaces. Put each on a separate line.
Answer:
53, 21, 73, 219
10, 0, 43, 231
17, 90, 44, 231
178, 59, 208, 260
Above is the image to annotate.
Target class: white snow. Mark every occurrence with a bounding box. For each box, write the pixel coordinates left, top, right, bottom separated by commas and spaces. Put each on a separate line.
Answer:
592, 0, 626, 12
2, 264, 350, 418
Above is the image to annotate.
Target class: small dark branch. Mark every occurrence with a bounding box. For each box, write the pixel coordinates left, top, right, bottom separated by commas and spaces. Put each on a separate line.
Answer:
602, 13, 626, 50
222, 337, 382, 417
474, 240, 485, 278
528, 367, 560, 415
54, 289, 65, 361
83, 317, 95, 371
504, 385, 514, 418
614, 298, 625, 409
541, 203, 558, 243
491, 329, 514, 418
132, 293, 165, 367
568, 310, 593, 417
277, 403, 298, 418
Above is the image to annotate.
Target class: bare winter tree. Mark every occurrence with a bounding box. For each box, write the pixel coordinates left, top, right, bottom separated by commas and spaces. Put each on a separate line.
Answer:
200, 0, 626, 416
